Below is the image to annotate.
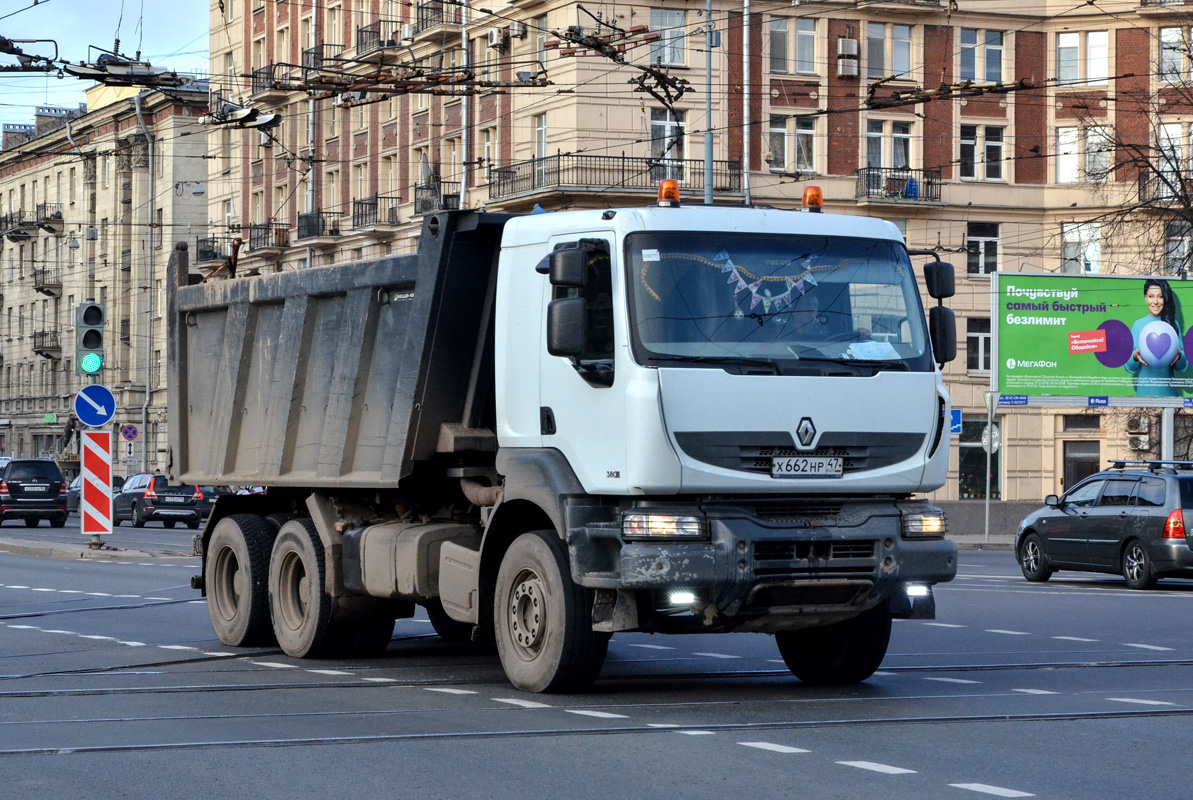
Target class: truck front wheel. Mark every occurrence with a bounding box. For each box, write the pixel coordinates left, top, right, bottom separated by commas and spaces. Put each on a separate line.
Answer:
774, 601, 892, 685
269, 518, 335, 658
206, 514, 276, 647
494, 531, 609, 693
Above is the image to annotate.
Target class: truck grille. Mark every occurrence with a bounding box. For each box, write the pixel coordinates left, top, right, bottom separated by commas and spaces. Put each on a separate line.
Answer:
746, 579, 873, 608
754, 540, 875, 561
752, 502, 844, 523
674, 431, 924, 475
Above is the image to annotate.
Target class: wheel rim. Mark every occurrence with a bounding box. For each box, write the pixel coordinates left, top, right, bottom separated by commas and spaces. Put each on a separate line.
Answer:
1125, 546, 1145, 583
507, 568, 546, 659
277, 549, 310, 632
1023, 540, 1041, 575
211, 546, 243, 624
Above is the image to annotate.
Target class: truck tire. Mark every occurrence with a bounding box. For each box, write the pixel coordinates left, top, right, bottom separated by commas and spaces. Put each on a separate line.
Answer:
774, 601, 892, 685
264, 513, 294, 535
493, 531, 609, 693
206, 514, 276, 647
426, 598, 475, 643
269, 518, 336, 658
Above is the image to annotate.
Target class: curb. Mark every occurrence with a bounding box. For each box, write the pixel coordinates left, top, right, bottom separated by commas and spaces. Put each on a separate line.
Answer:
0, 538, 192, 560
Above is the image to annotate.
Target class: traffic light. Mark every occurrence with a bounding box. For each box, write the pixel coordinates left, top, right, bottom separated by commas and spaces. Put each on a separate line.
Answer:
75, 301, 105, 375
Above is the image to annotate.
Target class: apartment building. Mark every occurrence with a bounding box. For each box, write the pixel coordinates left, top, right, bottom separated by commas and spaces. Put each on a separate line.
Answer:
0, 83, 208, 475
206, 0, 1189, 502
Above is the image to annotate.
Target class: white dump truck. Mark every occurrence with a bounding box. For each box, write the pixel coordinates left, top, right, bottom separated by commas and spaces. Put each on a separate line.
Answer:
174, 189, 958, 692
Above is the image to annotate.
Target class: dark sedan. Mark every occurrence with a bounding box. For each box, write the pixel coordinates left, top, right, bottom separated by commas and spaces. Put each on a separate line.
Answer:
1016, 461, 1193, 589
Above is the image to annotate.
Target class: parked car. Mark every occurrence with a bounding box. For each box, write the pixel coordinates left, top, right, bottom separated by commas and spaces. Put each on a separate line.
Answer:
195, 485, 233, 519
0, 458, 68, 527
66, 475, 83, 512
113, 473, 201, 529
1016, 460, 1193, 589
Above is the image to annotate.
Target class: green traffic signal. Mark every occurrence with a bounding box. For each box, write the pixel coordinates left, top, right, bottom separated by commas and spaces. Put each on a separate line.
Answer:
80, 352, 103, 374
75, 302, 105, 375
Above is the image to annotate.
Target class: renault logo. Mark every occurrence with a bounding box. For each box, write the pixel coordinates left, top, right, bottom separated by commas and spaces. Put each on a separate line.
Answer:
796, 417, 816, 448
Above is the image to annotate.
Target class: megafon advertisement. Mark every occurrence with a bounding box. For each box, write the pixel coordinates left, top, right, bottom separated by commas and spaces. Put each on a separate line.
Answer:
995, 274, 1193, 399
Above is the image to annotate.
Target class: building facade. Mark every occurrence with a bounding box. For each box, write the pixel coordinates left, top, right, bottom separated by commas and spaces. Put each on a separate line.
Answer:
0, 84, 208, 476
206, 0, 1191, 501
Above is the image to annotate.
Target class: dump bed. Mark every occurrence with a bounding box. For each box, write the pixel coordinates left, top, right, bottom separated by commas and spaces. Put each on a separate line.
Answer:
167, 212, 511, 488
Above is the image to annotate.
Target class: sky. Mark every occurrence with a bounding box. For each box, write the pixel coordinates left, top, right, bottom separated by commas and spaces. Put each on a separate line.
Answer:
0, 0, 210, 128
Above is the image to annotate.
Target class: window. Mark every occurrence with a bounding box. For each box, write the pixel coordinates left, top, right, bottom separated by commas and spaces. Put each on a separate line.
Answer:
892, 122, 910, 168
868, 23, 911, 79
1056, 32, 1079, 85
959, 125, 1002, 180
1098, 479, 1136, 507
796, 19, 816, 74
1056, 31, 1107, 85
552, 241, 615, 367
534, 114, 547, 159
1061, 222, 1101, 273
650, 9, 686, 66
795, 117, 815, 172
866, 119, 914, 169
960, 29, 1003, 82
1165, 220, 1193, 274
867, 23, 883, 79
958, 419, 1000, 499
966, 317, 992, 372
1062, 441, 1100, 490
483, 129, 494, 180
1063, 414, 1100, 431
1056, 127, 1079, 184
768, 116, 787, 171
966, 222, 999, 275
1137, 477, 1167, 507
650, 108, 686, 180
1160, 27, 1183, 83
1086, 126, 1111, 184
867, 119, 883, 167
770, 18, 788, 74
535, 14, 549, 66
1087, 30, 1108, 84
768, 117, 815, 173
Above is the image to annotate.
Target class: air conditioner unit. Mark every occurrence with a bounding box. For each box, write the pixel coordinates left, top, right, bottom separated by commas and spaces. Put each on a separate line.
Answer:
837, 38, 858, 57
400, 23, 415, 41
1128, 434, 1151, 451
509, 20, 527, 39
1127, 416, 1150, 435
837, 58, 858, 78
332, 93, 348, 108
258, 130, 272, 146
487, 28, 505, 49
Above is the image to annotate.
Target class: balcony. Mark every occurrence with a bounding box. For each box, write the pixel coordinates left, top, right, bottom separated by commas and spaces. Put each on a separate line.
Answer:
302, 43, 344, 80
296, 211, 344, 244
250, 64, 290, 104
415, 1, 462, 34
487, 154, 743, 203
120, 248, 132, 271
32, 330, 61, 359
1140, 0, 1191, 13
352, 195, 403, 231
1, 211, 33, 242
414, 181, 461, 215
246, 222, 290, 252
35, 202, 64, 233
357, 19, 405, 62
854, 167, 942, 203
195, 235, 235, 264
1137, 171, 1193, 204
33, 268, 62, 297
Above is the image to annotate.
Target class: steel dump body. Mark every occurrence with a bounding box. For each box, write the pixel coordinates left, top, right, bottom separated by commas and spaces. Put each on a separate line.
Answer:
167, 213, 510, 488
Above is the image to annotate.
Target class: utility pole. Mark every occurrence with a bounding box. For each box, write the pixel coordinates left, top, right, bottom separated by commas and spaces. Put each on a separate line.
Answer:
704, 0, 713, 205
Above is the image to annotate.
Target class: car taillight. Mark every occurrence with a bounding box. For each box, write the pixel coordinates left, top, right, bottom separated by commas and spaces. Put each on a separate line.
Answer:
0, 480, 7, 494
59, 484, 67, 496
144, 487, 157, 499
193, 488, 203, 500
1163, 509, 1186, 539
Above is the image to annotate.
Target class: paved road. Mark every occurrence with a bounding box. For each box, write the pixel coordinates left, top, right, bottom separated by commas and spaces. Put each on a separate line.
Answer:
1, 547, 1189, 798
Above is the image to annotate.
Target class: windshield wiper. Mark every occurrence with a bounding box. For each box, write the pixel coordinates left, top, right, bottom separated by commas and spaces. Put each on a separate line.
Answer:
792, 356, 909, 373
656, 355, 782, 374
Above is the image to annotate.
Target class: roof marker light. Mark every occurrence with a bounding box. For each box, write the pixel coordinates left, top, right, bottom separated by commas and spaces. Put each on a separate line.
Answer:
802, 185, 824, 212
657, 179, 681, 207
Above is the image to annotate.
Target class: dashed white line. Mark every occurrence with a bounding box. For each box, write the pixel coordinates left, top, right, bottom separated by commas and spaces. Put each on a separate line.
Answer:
493, 698, 552, 709
307, 669, 353, 676
251, 661, 298, 669
738, 742, 809, 754
202, 651, 236, 657
42, 629, 76, 635
692, 652, 741, 659
1106, 698, 1176, 707
1052, 636, 1098, 643
187, 600, 207, 604
628, 644, 675, 650
676, 730, 716, 736
1013, 689, 1057, 695
923, 677, 981, 685
362, 677, 397, 683
158, 645, 197, 651
118, 641, 145, 647
424, 687, 477, 695
872, 671, 896, 677
949, 783, 1034, 797
565, 709, 628, 719
647, 723, 681, 728
84, 592, 111, 597
837, 761, 916, 775
145, 597, 172, 601
8, 625, 39, 630
923, 623, 966, 628
1122, 643, 1174, 652
985, 629, 1031, 636
78, 635, 116, 641
113, 595, 141, 599
30, 588, 56, 592
57, 590, 84, 594
6, 585, 29, 589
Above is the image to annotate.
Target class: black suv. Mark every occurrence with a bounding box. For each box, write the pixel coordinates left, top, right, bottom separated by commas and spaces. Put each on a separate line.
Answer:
113, 473, 201, 529
1017, 460, 1193, 589
0, 459, 68, 527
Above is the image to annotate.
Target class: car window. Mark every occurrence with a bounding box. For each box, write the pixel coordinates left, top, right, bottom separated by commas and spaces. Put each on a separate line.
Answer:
1064, 479, 1104, 508
1138, 477, 1167, 507
7, 461, 63, 481
1097, 479, 1137, 507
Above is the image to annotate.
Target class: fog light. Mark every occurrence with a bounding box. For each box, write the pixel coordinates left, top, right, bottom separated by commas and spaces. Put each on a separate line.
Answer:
623, 513, 707, 540
902, 511, 946, 538
906, 584, 930, 598
668, 590, 697, 605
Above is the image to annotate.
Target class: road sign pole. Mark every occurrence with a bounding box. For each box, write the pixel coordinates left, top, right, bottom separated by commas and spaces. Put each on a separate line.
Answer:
983, 391, 1000, 545
80, 431, 113, 549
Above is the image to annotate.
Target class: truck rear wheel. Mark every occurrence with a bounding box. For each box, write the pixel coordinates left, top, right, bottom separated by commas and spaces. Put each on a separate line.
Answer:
269, 518, 335, 658
774, 601, 892, 685
206, 514, 276, 647
494, 531, 609, 693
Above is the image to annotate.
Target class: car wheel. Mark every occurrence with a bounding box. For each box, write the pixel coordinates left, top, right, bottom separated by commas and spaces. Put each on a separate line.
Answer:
50, 517, 66, 529
24, 518, 39, 528
187, 520, 200, 530
1018, 533, 1053, 582
1122, 540, 1158, 590
132, 503, 145, 528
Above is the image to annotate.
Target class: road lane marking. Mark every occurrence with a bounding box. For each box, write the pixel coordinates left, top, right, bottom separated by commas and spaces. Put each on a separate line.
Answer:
78, 635, 116, 641
307, 669, 353, 676
676, 730, 715, 736
949, 783, 1034, 797
1052, 636, 1098, 642
42, 630, 76, 635
739, 742, 809, 754
1106, 698, 1176, 706
158, 645, 197, 651
118, 641, 145, 646
872, 671, 895, 676
924, 623, 965, 628
566, 710, 628, 719
1013, 689, 1057, 695
84, 592, 112, 597
362, 678, 397, 683
628, 644, 675, 650
837, 761, 916, 775
693, 652, 741, 659
424, 688, 477, 695
113, 595, 141, 599
145, 597, 172, 601
251, 662, 298, 669
58, 590, 84, 594
985, 630, 1031, 636
30, 588, 56, 592
924, 677, 981, 685
202, 652, 236, 657
647, 724, 681, 728
1122, 643, 1174, 651
493, 698, 552, 708
6, 585, 29, 589
8, 625, 39, 630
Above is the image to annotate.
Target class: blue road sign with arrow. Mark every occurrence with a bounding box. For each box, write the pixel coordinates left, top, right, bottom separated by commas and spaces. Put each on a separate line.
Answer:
75, 385, 116, 428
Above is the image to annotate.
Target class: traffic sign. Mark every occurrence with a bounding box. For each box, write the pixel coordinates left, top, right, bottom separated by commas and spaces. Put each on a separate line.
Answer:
74, 385, 115, 427
121, 424, 138, 441
80, 431, 113, 539
949, 409, 963, 436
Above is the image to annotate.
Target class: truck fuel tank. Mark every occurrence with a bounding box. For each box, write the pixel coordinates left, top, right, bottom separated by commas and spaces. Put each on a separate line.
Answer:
342, 521, 481, 600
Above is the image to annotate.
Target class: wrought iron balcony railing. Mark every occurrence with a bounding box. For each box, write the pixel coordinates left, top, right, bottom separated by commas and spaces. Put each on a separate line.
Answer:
414, 181, 461, 215
250, 64, 290, 98
416, 1, 462, 33
195, 235, 235, 263
351, 195, 403, 228
33, 268, 62, 295
854, 167, 942, 202
246, 222, 290, 250
487, 154, 743, 201
302, 44, 344, 78
296, 211, 345, 240
357, 19, 404, 55
32, 330, 61, 355
1137, 171, 1193, 204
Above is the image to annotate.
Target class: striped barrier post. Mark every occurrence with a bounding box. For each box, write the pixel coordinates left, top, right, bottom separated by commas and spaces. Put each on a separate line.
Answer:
81, 430, 113, 546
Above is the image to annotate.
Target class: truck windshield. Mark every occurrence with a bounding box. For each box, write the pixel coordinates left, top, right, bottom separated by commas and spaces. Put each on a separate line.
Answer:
626, 231, 932, 372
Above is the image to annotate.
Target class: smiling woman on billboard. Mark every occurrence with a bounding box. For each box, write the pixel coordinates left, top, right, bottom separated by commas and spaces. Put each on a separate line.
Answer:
1125, 278, 1188, 396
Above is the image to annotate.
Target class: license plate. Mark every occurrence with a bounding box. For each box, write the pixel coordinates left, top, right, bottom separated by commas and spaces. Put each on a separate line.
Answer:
771, 457, 843, 478
161, 496, 185, 503
23, 485, 48, 492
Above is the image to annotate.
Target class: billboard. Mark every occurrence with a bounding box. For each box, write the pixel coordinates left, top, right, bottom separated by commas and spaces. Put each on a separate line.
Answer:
995, 273, 1193, 399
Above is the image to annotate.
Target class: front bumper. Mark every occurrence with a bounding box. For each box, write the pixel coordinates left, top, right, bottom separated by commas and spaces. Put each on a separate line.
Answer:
569, 499, 957, 633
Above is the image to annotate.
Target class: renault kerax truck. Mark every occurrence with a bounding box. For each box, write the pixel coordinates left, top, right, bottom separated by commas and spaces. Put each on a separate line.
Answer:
173, 193, 958, 692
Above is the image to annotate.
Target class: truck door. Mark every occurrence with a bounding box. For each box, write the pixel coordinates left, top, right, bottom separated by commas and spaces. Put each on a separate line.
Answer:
538, 235, 627, 492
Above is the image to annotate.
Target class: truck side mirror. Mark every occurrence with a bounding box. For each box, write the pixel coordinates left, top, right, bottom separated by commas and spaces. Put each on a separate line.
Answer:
928, 306, 956, 364
924, 261, 955, 299
547, 297, 587, 357
545, 248, 588, 288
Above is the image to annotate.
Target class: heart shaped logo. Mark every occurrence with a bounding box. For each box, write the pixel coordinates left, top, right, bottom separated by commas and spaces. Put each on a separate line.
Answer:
1146, 331, 1172, 360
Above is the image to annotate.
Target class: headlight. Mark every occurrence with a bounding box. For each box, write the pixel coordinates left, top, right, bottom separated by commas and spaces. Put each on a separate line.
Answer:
902, 511, 946, 538
623, 513, 708, 541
